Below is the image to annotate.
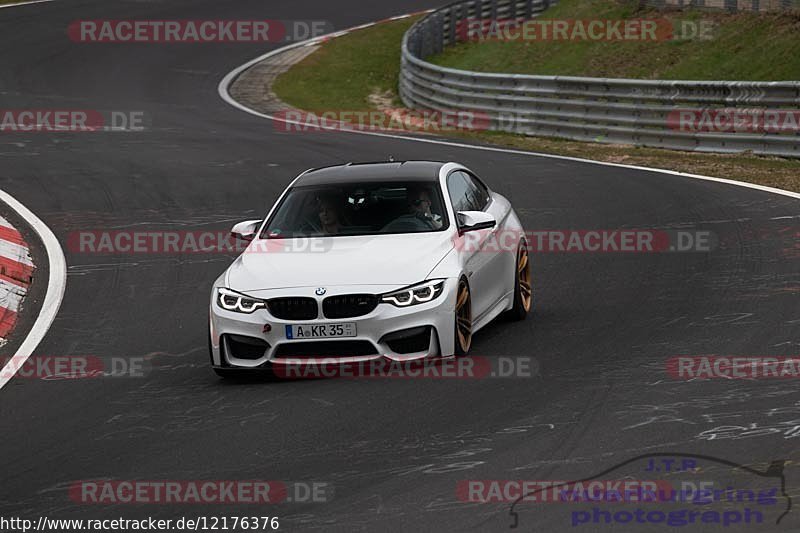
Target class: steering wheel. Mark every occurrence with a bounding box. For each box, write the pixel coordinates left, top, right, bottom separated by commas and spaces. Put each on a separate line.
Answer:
413, 211, 437, 229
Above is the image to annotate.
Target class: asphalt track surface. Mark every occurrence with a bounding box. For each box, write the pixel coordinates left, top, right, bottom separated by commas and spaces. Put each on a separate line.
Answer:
0, 1, 799, 531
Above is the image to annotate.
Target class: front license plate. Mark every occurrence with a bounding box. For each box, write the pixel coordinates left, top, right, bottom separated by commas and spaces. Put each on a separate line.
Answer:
286, 323, 357, 339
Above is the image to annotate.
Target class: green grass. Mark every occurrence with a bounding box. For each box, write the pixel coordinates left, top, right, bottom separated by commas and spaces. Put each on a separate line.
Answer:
272, 9, 800, 192
273, 17, 417, 112
429, 0, 800, 80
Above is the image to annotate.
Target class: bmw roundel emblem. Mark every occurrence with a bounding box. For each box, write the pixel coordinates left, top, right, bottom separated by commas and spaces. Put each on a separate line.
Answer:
315, 287, 327, 296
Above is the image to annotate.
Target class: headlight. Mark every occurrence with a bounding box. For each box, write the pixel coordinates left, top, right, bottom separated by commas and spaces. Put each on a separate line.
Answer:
217, 288, 266, 314
381, 279, 445, 307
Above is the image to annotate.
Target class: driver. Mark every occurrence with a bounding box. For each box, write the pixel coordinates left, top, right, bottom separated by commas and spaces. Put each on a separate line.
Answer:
408, 187, 443, 229
316, 195, 343, 235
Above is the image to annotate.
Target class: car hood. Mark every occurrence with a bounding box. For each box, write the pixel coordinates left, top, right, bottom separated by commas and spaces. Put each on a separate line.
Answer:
225, 232, 454, 292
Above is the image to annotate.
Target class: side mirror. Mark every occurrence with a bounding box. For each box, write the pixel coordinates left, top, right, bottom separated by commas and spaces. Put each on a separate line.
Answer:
231, 220, 262, 242
457, 211, 496, 234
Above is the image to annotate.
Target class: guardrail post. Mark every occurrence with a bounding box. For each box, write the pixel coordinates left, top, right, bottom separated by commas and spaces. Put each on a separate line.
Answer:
420, 19, 431, 58
432, 12, 444, 55
448, 4, 459, 45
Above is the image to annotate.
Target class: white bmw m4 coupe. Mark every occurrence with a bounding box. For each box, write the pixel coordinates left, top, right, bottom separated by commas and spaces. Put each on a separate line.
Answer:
209, 161, 532, 377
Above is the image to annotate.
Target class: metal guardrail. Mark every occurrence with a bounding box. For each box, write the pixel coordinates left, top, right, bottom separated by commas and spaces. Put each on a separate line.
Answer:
641, 0, 800, 13
399, 0, 800, 157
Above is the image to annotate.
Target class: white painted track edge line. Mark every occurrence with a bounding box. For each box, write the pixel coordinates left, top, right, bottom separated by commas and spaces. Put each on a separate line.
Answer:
0, 189, 67, 389
0, 0, 54, 9
217, 13, 800, 202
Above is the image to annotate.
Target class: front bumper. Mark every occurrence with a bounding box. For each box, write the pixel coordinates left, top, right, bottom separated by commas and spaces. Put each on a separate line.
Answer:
209, 280, 458, 369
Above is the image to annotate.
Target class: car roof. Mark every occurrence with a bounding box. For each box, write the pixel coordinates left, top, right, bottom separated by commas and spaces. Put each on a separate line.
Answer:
294, 161, 447, 187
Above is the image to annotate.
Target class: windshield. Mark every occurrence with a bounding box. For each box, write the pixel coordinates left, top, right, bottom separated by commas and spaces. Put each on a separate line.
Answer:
261, 181, 449, 238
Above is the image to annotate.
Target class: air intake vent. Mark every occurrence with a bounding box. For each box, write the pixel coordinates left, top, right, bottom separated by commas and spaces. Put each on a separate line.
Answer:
274, 340, 379, 358
224, 334, 270, 360
267, 297, 318, 320
323, 294, 378, 319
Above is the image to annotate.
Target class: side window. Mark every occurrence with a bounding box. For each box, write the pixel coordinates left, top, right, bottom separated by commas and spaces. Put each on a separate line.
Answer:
446, 171, 474, 212
448, 171, 487, 212
465, 172, 491, 209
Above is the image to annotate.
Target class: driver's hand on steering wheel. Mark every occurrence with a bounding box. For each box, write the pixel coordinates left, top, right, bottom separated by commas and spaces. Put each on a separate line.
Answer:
415, 211, 441, 229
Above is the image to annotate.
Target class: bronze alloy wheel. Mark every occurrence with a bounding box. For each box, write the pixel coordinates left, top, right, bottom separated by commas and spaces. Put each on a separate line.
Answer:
455, 278, 472, 354
507, 241, 532, 321
518, 245, 532, 312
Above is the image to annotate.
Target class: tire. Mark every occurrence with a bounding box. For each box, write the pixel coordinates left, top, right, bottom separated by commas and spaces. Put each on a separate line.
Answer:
454, 277, 473, 355
508, 241, 533, 321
